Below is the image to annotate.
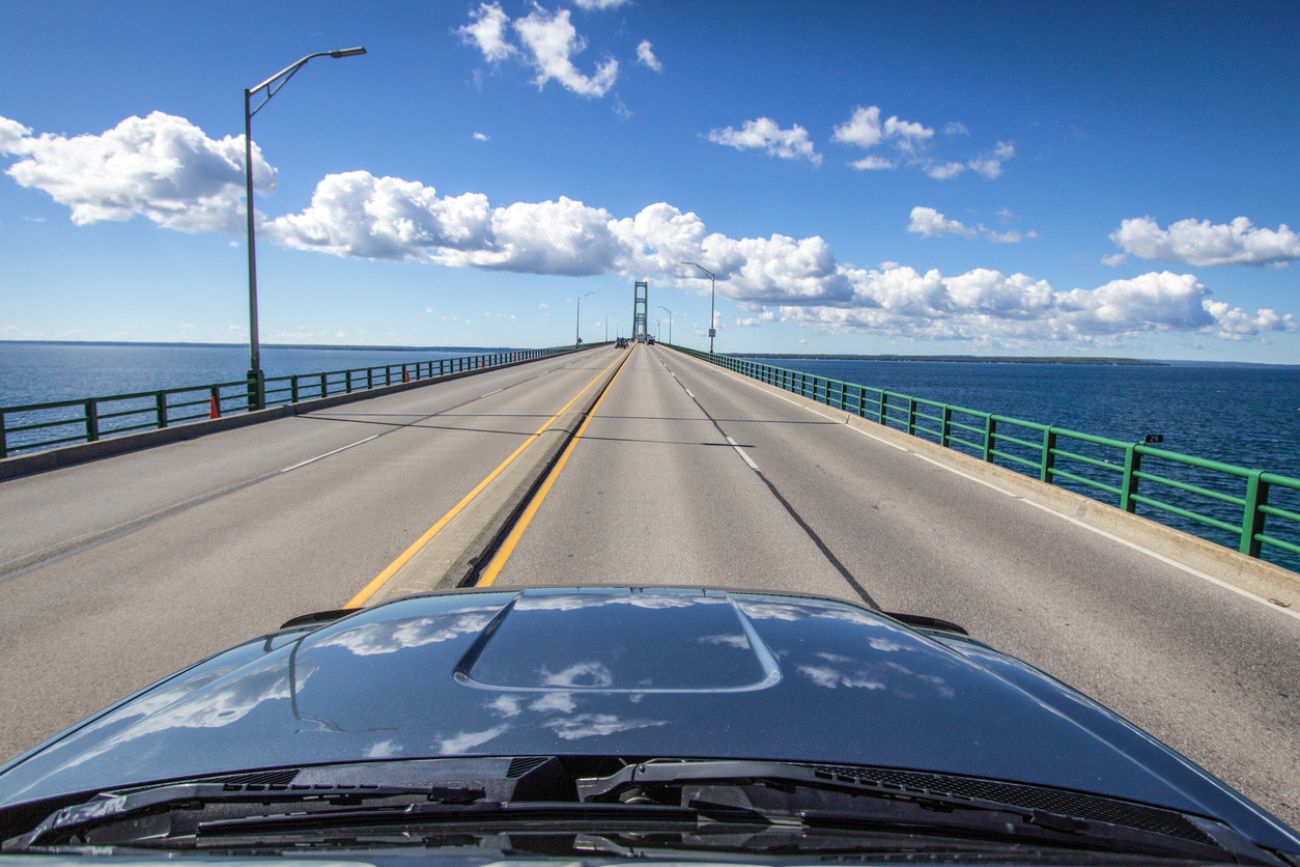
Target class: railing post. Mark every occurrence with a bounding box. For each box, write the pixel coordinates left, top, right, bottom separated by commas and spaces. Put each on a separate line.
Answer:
906, 398, 916, 436
1120, 444, 1142, 512
210, 386, 222, 418
1040, 426, 1057, 484
1239, 471, 1267, 557
840, 381, 848, 411
291, 375, 300, 403
367, 368, 374, 390
320, 372, 327, 397
879, 392, 888, 425
155, 392, 168, 429
983, 416, 996, 462
0, 410, 7, 458
940, 406, 952, 447
346, 370, 353, 393
858, 385, 867, 417
439, 359, 445, 377
85, 399, 99, 442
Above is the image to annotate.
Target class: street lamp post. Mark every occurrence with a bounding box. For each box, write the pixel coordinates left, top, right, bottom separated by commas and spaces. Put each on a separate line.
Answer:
682, 262, 716, 353
244, 46, 366, 411
658, 305, 673, 345
655, 319, 661, 341
576, 290, 595, 346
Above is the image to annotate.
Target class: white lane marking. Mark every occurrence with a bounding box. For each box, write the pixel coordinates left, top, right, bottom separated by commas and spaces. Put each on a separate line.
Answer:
685, 388, 696, 398
480, 387, 503, 397
727, 435, 760, 471
672, 350, 1300, 625
279, 435, 380, 473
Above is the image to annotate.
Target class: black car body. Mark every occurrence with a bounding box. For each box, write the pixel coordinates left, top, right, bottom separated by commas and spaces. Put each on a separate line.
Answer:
2, 586, 1297, 863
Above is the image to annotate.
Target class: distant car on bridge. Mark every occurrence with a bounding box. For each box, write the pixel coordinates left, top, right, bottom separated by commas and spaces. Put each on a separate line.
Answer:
1, 586, 1296, 864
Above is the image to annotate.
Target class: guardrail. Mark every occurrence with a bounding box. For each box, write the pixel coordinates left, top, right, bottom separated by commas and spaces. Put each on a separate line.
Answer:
0, 343, 606, 459
670, 345, 1300, 571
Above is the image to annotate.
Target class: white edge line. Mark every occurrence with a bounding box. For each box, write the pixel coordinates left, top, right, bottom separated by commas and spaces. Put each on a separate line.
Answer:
480, 387, 503, 397
280, 434, 380, 473
675, 350, 1300, 625
726, 435, 760, 471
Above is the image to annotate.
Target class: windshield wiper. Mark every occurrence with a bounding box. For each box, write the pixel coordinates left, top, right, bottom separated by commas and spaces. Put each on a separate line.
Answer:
577, 759, 1285, 866
5, 782, 486, 850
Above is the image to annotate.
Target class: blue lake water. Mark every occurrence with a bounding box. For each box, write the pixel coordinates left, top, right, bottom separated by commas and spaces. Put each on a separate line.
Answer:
0, 342, 495, 408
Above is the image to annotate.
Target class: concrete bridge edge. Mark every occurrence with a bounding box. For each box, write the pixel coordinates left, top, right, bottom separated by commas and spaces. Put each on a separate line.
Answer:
0, 349, 598, 483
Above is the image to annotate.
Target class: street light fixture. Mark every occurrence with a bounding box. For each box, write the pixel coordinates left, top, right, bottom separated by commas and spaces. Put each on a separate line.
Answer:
243, 47, 366, 410
658, 305, 673, 345
576, 290, 596, 346
682, 262, 716, 354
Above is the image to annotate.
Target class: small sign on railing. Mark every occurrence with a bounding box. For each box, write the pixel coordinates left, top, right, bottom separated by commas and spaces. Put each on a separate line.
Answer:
1144, 434, 1164, 444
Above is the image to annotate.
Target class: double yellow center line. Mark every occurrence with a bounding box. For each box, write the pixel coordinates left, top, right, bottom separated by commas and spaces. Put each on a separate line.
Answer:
476, 348, 633, 586
344, 349, 628, 608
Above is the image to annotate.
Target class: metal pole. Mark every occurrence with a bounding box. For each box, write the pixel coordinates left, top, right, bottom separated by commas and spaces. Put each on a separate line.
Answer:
243, 89, 264, 410
575, 290, 595, 346
709, 272, 716, 354
658, 305, 673, 344
242, 47, 365, 411
682, 262, 716, 353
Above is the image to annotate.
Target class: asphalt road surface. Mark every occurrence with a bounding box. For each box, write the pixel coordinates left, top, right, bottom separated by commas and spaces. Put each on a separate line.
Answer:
1, 342, 1296, 828
488, 345, 1300, 827
0, 347, 620, 759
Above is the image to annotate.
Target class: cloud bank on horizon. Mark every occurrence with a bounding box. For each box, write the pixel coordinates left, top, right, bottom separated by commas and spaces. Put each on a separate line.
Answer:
0, 111, 1293, 345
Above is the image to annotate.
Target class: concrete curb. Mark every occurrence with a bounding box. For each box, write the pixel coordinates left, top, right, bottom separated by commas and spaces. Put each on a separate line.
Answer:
369, 347, 632, 602
667, 347, 1300, 613
0, 350, 588, 483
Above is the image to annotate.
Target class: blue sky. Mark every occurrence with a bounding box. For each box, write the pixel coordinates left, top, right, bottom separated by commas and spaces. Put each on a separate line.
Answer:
1, 0, 1298, 361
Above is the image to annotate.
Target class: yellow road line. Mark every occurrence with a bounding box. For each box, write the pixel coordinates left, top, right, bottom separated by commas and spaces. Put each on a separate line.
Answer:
476, 347, 634, 587
344, 350, 627, 608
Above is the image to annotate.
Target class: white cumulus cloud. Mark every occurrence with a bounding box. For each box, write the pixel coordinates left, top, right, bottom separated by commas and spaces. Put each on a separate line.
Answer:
907, 206, 1036, 243
635, 39, 661, 72
831, 106, 884, 149
514, 6, 618, 97
0, 111, 273, 233
572, 0, 631, 9
778, 268, 1293, 343
1109, 216, 1300, 267
707, 117, 821, 166
457, 2, 517, 62
907, 206, 975, 239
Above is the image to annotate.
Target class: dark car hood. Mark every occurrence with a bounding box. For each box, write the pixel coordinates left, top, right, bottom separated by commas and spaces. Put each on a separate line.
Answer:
0, 587, 1294, 850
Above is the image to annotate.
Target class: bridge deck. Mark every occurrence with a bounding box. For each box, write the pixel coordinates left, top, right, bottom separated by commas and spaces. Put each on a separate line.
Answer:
1, 343, 1296, 826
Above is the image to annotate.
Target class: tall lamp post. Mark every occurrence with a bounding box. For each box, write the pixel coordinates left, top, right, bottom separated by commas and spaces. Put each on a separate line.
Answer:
682, 262, 716, 353
658, 305, 673, 345
575, 290, 595, 346
244, 46, 366, 410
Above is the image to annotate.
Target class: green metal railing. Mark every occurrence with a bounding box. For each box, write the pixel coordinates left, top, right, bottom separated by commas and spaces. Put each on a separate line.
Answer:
0, 343, 606, 459
670, 345, 1300, 571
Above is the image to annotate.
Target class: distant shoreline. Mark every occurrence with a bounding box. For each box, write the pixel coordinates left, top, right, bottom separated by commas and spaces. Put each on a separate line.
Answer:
737, 353, 1167, 367
2, 340, 1295, 368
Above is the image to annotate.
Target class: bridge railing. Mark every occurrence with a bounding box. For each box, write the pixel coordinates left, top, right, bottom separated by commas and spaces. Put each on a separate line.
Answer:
671, 346, 1300, 571
0, 344, 603, 459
